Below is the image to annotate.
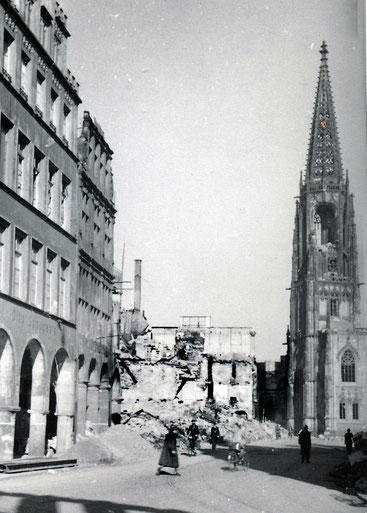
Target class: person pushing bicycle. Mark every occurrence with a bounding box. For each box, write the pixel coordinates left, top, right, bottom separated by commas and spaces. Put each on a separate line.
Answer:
187, 418, 200, 455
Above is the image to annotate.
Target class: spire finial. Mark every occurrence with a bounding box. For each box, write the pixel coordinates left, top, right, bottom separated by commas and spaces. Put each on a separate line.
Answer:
320, 41, 328, 61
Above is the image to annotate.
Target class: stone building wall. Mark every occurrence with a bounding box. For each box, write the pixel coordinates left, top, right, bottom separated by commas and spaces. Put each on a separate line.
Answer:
0, 0, 119, 459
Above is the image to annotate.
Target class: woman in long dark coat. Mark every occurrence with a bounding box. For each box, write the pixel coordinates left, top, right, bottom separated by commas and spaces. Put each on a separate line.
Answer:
157, 425, 179, 475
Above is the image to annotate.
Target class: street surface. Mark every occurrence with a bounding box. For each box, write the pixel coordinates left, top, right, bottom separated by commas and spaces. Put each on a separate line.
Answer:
0, 438, 364, 513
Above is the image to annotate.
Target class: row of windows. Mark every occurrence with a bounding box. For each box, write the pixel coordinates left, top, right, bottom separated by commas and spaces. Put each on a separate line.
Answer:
78, 267, 111, 315
78, 297, 111, 341
3, 27, 74, 147
0, 114, 72, 229
319, 296, 350, 318
0, 217, 71, 320
339, 401, 359, 420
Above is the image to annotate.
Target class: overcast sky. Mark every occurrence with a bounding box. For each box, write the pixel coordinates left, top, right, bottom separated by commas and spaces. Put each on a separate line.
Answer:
62, 0, 367, 360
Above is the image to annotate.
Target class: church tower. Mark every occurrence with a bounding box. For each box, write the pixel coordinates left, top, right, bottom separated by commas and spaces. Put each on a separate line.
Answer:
287, 43, 367, 436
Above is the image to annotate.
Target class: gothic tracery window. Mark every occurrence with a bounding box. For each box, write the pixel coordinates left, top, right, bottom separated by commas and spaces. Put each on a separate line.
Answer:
341, 349, 355, 382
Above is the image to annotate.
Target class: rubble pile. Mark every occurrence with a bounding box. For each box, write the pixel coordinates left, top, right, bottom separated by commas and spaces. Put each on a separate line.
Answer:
62, 424, 158, 465
121, 397, 275, 449
331, 431, 367, 500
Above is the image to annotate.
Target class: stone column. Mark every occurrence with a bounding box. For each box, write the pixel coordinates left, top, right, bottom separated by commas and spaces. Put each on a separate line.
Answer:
76, 381, 88, 436
97, 383, 111, 434
56, 415, 74, 454
0, 407, 18, 460
28, 410, 47, 457
86, 384, 100, 429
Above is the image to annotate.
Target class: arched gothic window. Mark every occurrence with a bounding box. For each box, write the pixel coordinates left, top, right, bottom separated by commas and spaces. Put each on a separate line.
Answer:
353, 402, 359, 420
339, 402, 346, 419
314, 213, 322, 245
341, 349, 355, 382
314, 205, 337, 245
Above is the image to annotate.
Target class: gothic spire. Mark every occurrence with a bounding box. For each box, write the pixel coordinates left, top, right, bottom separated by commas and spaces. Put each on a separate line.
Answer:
306, 42, 343, 184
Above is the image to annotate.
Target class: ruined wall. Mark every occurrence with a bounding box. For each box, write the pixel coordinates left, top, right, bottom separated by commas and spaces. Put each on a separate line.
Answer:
204, 328, 255, 358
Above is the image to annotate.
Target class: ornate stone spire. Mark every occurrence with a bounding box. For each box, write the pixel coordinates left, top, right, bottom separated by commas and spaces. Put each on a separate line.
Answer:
306, 42, 343, 184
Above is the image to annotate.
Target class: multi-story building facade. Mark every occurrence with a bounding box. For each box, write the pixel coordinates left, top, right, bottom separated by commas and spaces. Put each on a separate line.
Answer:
287, 42, 367, 436
0, 0, 119, 459
76, 111, 120, 436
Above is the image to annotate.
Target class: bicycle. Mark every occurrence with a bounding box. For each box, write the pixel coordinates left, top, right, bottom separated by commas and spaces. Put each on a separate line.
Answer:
228, 446, 250, 471
187, 436, 198, 456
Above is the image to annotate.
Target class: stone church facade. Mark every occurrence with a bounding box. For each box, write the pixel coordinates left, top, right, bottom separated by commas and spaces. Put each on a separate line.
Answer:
287, 42, 367, 436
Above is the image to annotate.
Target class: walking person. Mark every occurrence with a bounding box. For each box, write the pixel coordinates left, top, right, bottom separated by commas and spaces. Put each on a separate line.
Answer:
210, 423, 221, 450
344, 428, 354, 455
187, 418, 200, 455
157, 424, 179, 475
298, 425, 311, 463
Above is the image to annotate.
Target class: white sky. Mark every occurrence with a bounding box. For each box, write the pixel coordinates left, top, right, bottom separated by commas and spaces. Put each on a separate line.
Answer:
62, 0, 367, 360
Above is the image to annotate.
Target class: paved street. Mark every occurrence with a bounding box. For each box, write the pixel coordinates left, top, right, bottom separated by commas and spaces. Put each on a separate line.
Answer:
0, 438, 364, 513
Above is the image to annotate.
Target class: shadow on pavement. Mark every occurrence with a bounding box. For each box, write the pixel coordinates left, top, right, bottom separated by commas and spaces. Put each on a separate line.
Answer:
200, 442, 348, 492
0, 490, 193, 513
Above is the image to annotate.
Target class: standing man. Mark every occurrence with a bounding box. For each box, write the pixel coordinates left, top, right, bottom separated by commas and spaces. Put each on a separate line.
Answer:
344, 428, 354, 455
298, 425, 311, 463
210, 423, 221, 450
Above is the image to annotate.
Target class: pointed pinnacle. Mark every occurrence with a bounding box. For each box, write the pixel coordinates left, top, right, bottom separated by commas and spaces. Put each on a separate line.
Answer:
320, 41, 328, 61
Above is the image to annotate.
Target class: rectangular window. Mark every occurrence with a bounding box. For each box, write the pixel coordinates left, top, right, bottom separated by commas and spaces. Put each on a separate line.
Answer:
61, 174, 70, 229
3, 30, 14, 81
40, 8, 51, 50
353, 403, 359, 420
16, 132, 30, 197
50, 89, 59, 131
14, 228, 27, 300
0, 115, 13, 183
339, 402, 346, 420
53, 35, 61, 67
45, 249, 57, 313
30, 239, 43, 307
36, 72, 46, 116
59, 258, 70, 318
32, 148, 44, 208
20, 51, 31, 100
63, 104, 71, 144
47, 162, 58, 218
0, 217, 10, 293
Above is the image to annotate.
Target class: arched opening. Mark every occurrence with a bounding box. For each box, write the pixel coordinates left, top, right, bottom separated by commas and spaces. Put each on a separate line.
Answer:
98, 363, 111, 432
14, 339, 45, 457
0, 329, 15, 459
45, 349, 75, 454
86, 358, 99, 432
76, 354, 87, 436
110, 367, 121, 422
0, 329, 15, 406
314, 205, 337, 245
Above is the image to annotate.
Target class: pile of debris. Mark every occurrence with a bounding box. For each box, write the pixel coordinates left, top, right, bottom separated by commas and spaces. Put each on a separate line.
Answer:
121, 398, 276, 449
62, 424, 158, 465
331, 431, 367, 501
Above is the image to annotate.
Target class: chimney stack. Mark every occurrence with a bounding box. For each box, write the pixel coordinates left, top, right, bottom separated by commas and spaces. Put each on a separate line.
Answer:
134, 259, 142, 311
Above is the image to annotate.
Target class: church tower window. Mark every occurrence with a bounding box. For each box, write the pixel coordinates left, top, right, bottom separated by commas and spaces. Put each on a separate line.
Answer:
314, 205, 336, 245
330, 294, 339, 316
341, 349, 355, 382
352, 402, 359, 420
339, 402, 346, 419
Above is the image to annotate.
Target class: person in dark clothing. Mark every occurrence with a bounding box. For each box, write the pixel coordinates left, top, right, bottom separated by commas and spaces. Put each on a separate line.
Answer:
157, 425, 179, 475
210, 423, 221, 450
298, 425, 311, 463
344, 428, 354, 455
187, 419, 200, 455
